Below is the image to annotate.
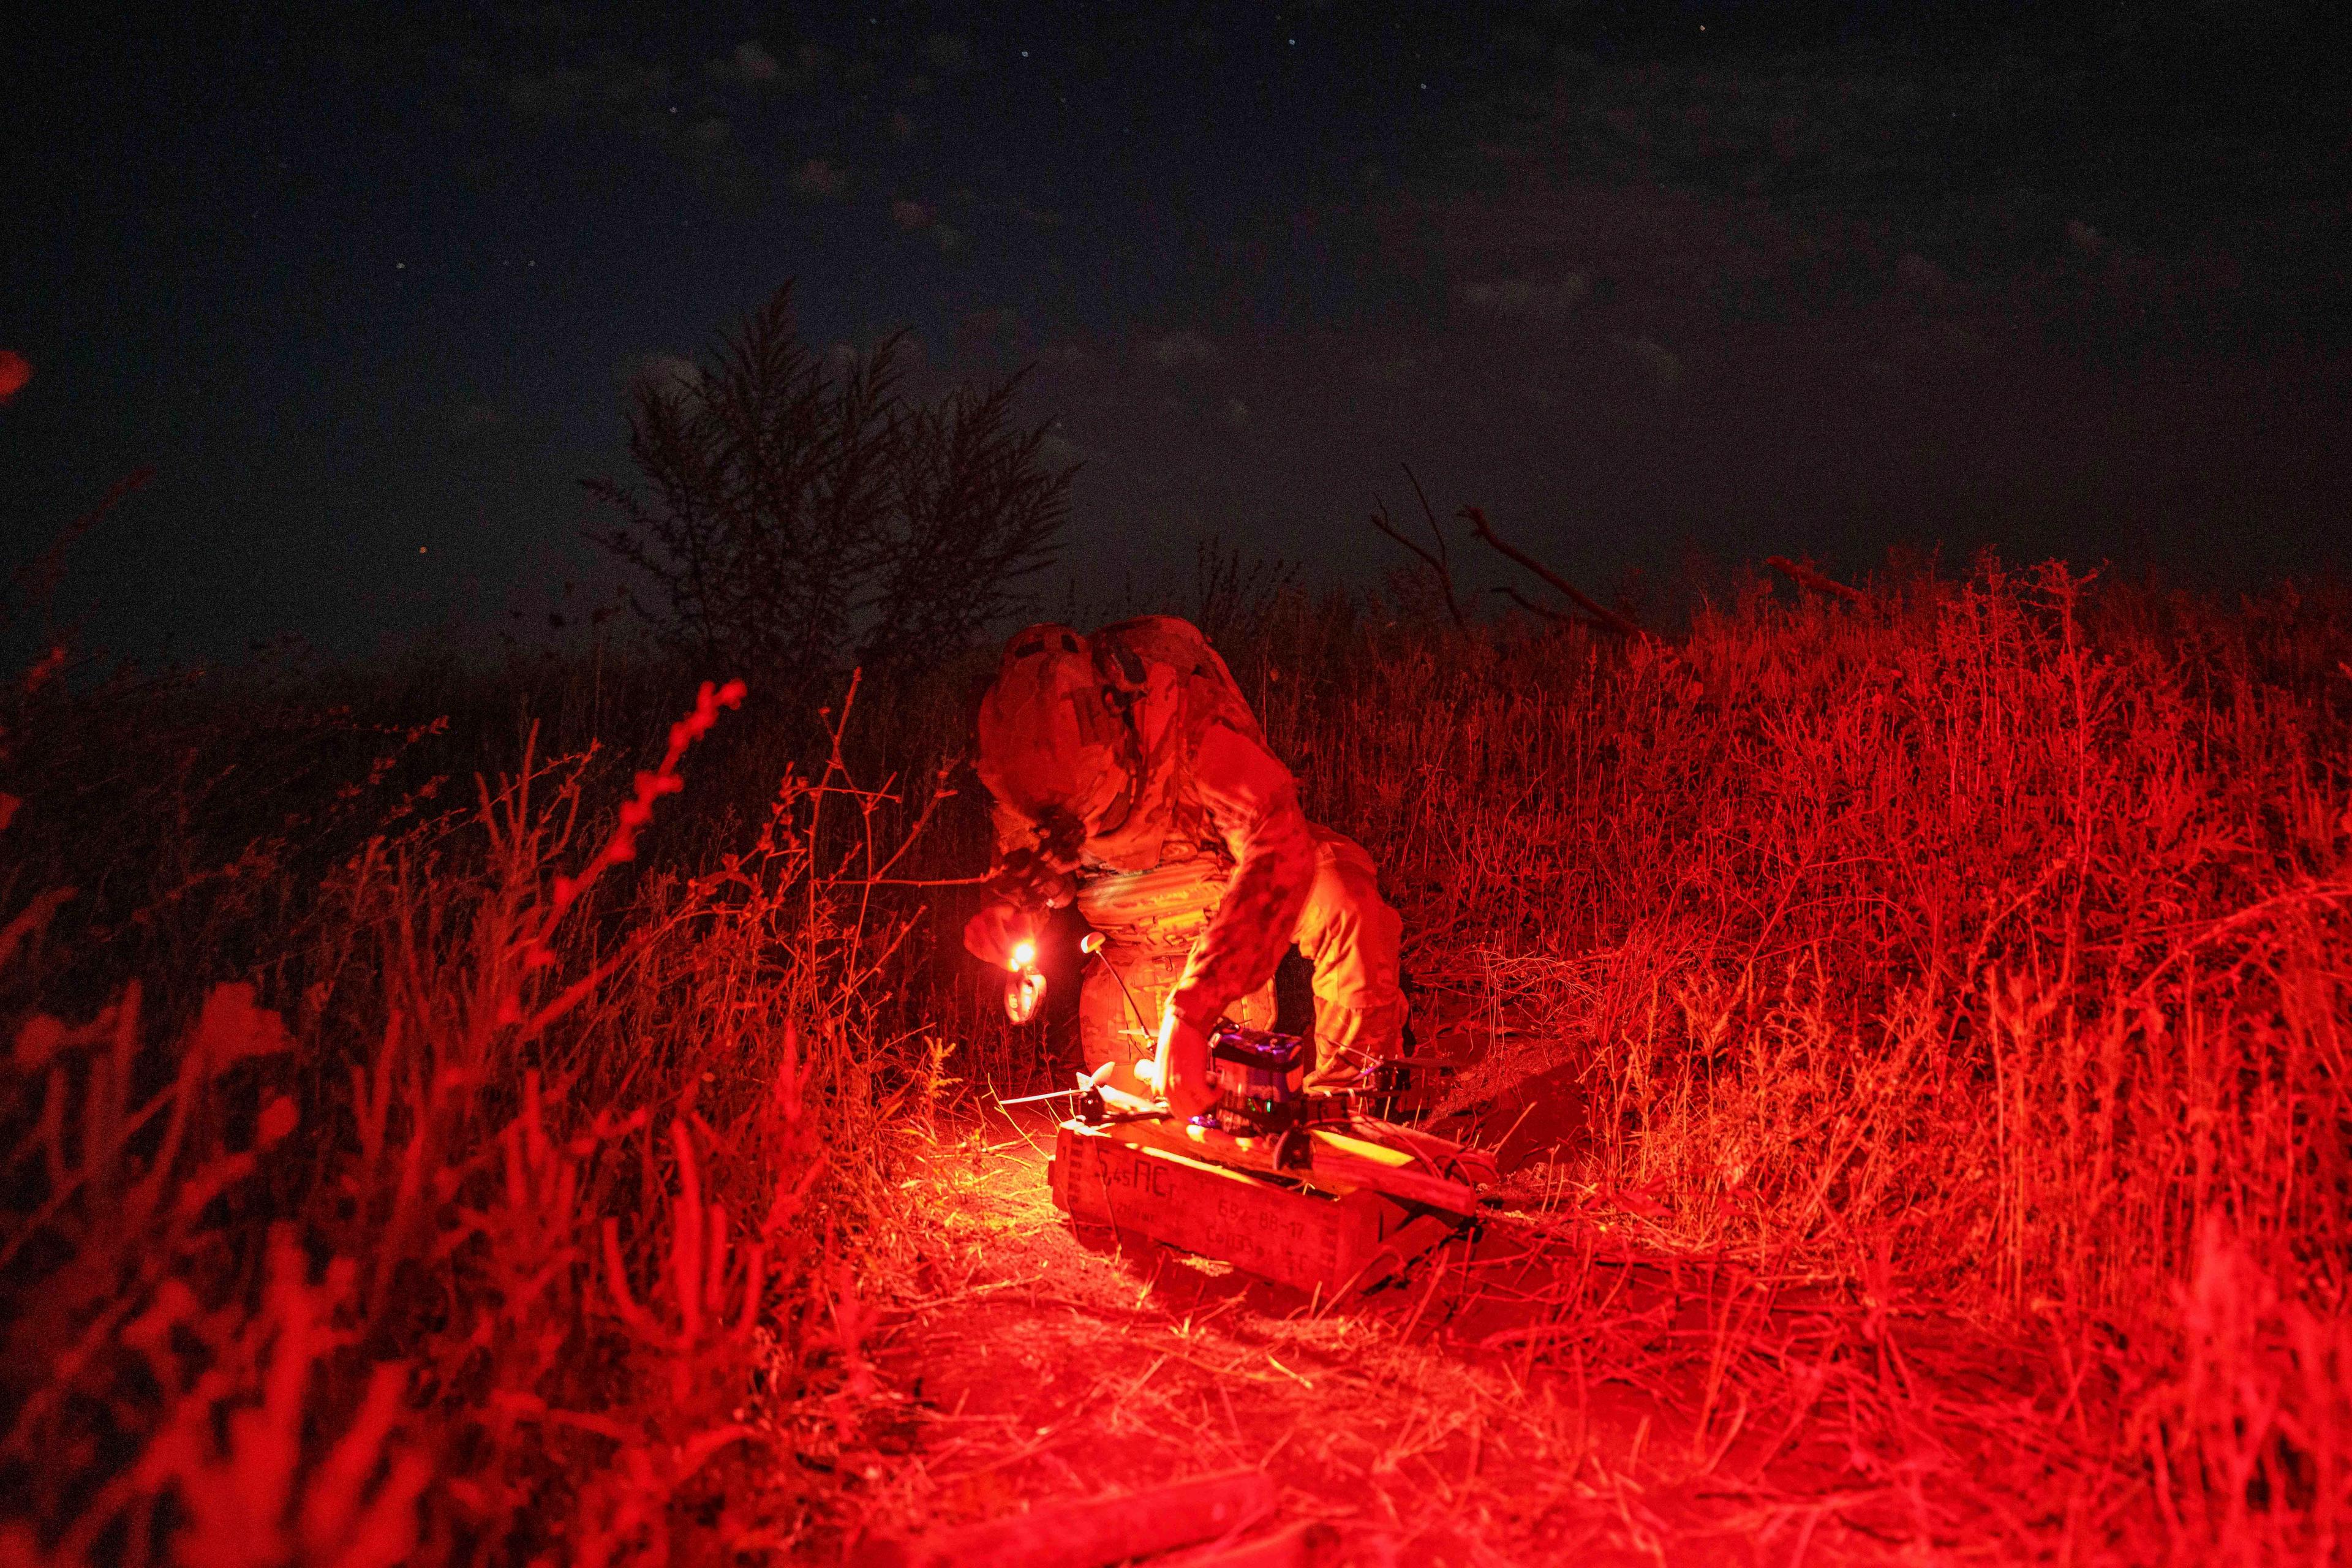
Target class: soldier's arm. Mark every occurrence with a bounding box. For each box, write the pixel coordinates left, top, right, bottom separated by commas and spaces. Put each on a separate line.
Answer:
966, 801, 1071, 967
1166, 723, 1315, 1030
990, 797, 1042, 863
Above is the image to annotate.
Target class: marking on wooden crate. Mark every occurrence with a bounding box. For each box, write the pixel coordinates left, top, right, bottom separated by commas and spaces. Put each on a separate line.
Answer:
1051, 1120, 1458, 1296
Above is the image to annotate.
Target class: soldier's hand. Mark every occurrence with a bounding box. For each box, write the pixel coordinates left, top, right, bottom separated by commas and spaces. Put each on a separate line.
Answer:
987, 848, 1076, 912
1154, 1008, 1217, 1121
963, 902, 1035, 970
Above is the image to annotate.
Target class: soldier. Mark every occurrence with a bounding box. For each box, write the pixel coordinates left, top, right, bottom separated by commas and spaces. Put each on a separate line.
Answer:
964, 616, 1406, 1119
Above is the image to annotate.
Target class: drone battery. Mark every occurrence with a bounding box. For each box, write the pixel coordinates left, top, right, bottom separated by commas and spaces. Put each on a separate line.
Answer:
1207, 1025, 1307, 1106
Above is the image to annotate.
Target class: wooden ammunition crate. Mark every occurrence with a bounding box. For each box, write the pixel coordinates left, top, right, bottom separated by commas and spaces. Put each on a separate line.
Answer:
1047, 1119, 1461, 1297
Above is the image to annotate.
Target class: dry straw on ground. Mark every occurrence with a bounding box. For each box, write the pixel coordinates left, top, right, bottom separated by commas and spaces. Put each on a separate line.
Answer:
2, 559, 2348, 1563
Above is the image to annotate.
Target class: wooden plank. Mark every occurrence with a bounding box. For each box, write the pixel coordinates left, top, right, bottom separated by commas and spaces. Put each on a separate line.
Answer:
851, 1468, 1276, 1568
1090, 1082, 1492, 1193
1055, 1123, 1363, 1294
1343, 1115, 1501, 1189
1088, 1101, 1483, 1216
1337, 1211, 1463, 1298
1306, 1139, 1481, 1216
1155, 1522, 1318, 1568
1052, 1123, 1464, 1295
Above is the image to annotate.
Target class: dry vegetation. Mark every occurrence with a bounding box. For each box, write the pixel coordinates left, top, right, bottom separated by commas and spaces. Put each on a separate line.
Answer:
3, 557, 2348, 1564
1253, 561, 2352, 1561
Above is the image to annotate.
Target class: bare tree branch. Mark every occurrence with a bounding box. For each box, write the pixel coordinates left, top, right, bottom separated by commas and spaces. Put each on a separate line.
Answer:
1367, 503, 1464, 626
1401, 465, 1464, 626
10, 467, 153, 636
1458, 505, 1645, 639
1765, 555, 1868, 606
1488, 585, 1572, 624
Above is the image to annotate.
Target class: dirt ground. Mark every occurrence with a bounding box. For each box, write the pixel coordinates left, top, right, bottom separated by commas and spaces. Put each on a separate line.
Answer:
836, 1106, 2120, 1567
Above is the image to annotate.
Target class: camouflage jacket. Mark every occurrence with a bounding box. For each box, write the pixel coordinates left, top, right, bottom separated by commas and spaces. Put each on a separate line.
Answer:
985, 616, 1314, 1029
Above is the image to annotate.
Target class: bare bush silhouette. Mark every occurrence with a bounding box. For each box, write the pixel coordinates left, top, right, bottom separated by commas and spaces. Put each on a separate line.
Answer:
586, 284, 1074, 696
1189, 535, 1299, 647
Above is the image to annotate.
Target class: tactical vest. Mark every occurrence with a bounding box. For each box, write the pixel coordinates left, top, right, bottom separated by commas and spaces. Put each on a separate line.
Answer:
1074, 615, 1267, 878
1070, 616, 1270, 948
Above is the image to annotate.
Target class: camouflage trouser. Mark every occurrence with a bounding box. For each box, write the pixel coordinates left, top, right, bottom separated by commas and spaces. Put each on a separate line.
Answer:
1074, 827, 1405, 1095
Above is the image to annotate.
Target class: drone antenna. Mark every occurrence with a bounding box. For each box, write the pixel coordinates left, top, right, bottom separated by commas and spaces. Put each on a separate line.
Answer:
1080, 932, 1159, 1054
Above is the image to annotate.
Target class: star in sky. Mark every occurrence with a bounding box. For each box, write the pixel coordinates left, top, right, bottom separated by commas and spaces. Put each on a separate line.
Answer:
2, 2, 2346, 660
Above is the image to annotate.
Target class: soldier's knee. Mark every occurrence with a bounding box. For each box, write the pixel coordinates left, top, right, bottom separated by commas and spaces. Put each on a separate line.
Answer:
1297, 846, 1396, 960
1293, 854, 1403, 1050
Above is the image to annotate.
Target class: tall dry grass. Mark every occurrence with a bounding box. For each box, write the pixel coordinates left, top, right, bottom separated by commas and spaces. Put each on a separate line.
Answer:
1238, 560, 2352, 1559
0, 663, 964, 1564
5, 555, 2348, 1562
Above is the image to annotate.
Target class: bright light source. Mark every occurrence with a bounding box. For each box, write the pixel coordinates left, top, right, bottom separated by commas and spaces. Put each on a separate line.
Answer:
1009, 940, 1037, 970
1079, 932, 1104, 955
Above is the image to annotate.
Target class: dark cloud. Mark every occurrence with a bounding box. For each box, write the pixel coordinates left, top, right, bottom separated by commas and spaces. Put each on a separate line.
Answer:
506, 58, 673, 129
8, 1, 2346, 660
792, 157, 849, 198
923, 33, 974, 74
617, 352, 701, 398
710, 40, 780, 86
1895, 252, 1950, 293
445, 399, 514, 434
1613, 334, 1683, 393
1454, 274, 1590, 321
1142, 330, 1220, 369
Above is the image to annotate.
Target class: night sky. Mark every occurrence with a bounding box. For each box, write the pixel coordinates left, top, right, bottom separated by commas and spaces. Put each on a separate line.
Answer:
5, 2, 2346, 662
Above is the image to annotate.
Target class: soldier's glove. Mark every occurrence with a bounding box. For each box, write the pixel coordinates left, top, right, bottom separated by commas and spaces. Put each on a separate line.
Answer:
1153, 1006, 1218, 1121
963, 903, 1035, 970
986, 845, 1076, 913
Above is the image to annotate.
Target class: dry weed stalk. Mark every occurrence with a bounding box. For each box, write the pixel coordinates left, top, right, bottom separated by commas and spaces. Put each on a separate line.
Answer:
0, 671, 951, 1564
7, 552, 2349, 1562
1231, 560, 2352, 1557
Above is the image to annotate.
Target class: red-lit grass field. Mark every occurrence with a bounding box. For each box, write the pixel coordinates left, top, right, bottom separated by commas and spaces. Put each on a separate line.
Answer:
4, 560, 2348, 1564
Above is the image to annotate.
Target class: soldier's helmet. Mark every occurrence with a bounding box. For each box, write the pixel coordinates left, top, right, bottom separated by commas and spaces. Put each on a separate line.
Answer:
976, 624, 1136, 843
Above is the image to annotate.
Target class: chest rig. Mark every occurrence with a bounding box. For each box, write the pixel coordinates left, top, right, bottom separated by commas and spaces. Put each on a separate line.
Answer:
1069, 621, 1241, 955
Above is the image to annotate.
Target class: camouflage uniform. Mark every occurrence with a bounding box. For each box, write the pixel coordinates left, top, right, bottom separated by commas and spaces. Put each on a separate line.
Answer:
972, 616, 1405, 1094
